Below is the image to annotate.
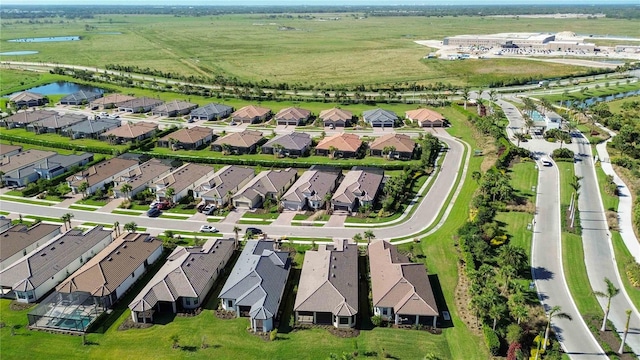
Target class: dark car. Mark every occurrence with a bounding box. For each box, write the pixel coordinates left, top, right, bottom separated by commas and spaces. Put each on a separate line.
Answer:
147, 207, 161, 217
246, 227, 263, 237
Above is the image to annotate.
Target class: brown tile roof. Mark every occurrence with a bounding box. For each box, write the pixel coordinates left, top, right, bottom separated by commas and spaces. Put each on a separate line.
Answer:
294, 239, 358, 316
331, 170, 383, 205
154, 163, 215, 195
319, 108, 353, 122
30, 113, 87, 130
0, 223, 62, 263
114, 159, 173, 194
368, 240, 438, 316
212, 130, 264, 148
405, 108, 445, 123
232, 105, 271, 119
0, 149, 56, 173
10, 91, 44, 103
152, 100, 197, 114
2, 110, 57, 126
90, 94, 136, 106
159, 126, 212, 145
369, 133, 417, 153
0, 144, 21, 157
316, 133, 362, 152
67, 158, 139, 187
275, 107, 311, 121
102, 121, 157, 139
57, 233, 162, 297
117, 97, 163, 110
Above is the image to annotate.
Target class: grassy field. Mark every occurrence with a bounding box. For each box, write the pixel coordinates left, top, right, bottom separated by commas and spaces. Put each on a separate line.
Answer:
1, 128, 128, 153
1, 15, 632, 87
540, 83, 640, 104
608, 95, 640, 114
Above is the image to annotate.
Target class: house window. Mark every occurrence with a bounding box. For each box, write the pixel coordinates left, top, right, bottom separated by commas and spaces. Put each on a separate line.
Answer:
185, 299, 191, 306
227, 300, 233, 308
131, 273, 135, 278
28, 293, 34, 300
339, 317, 349, 325
17, 293, 26, 299
193, 298, 198, 305
382, 308, 388, 315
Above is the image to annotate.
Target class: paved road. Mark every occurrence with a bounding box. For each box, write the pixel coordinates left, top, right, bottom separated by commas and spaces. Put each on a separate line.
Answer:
574, 136, 640, 355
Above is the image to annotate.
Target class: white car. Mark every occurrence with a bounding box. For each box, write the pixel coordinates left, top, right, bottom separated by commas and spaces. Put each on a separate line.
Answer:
199, 225, 218, 233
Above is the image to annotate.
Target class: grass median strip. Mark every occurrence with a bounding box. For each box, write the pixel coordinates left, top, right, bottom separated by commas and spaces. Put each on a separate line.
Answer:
0, 196, 54, 206
68, 205, 98, 211
111, 209, 143, 216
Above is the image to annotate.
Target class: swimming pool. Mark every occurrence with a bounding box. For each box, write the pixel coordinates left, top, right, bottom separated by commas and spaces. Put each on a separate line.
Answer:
530, 110, 545, 122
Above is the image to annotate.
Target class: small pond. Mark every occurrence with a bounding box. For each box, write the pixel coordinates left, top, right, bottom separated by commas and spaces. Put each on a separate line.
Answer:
8, 36, 80, 43
0, 51, 39, 56
562, 89, 640, 108
7, 81, 106, 97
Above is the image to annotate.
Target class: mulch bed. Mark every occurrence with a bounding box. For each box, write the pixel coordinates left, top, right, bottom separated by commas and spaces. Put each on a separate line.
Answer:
177, 308, 202, 317
215, 309, 236, 320
585, 315, 635, 360
9, 301, 34, 311
118, 318, 153, 331
294, 323, 359, 338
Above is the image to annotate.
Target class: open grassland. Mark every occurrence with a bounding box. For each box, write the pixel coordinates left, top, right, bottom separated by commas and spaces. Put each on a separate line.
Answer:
1, 15, 633, 87
608, 95, 640, 114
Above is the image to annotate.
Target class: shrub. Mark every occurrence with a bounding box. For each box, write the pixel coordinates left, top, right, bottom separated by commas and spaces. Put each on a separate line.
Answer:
371, 315, 383, 327
505, 323, 522, 344
626, 261, 640, 288
483, 325, 500, 356
269, 329, 278, 341
551, 148, 574, 160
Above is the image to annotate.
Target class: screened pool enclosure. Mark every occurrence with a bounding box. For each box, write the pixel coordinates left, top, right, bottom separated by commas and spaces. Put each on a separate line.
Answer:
27, 291, 104, 333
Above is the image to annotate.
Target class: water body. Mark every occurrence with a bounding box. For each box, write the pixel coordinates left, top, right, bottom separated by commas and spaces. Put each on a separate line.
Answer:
8, 36, 81, 43
0, 51, 39, 56
7, 82, 106, 96
562, 90, 640, 108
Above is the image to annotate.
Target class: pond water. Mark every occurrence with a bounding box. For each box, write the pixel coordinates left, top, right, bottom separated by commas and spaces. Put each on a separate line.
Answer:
563, 89, 640, 108
0, 51, 39, 56
7, 82, 106, 96
8, 36, 80, 43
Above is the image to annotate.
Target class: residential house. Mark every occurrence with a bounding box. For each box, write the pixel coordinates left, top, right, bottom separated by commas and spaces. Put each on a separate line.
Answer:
10, 91, 47, 108
157, 126, 214, 150
129, 238, 235, 323
0, 223, 62, 271
319, 108, 353, 128
281, 169, 341, 211
196, 165, 255, 207
67, 158, 139, 196
275, 107, 311, 126
2, 109, 57, 129
101, 122, 157, 144
90, 94, 136, 110
117, 97, 164, 113
151, 100, 198, 117
211, 130, 264, 155
0, 150, 56, 187
231, 105, 271, 124
0, 218, 11, 233
27, 113, 87, 134
219, 240, 291, 333
331, 169, 384, 213
112, 159, 173, 199
315, 133, 363, 158
232, 168, 297, 209
153, 163, 217, 203
56, 232, 163, 309
405, 109, 446, 128
369, 133, 417, 160
368, 240, 439, 327
66, 118, 121, 139
1, 152, 93, 187
294, 239, 358, 328
189, 103, 233, 121
362, 108, 398, 128
0, 226, 112, 303
0, 145, 22, 159
59, 90, 103, 106
261, 132, 312, 157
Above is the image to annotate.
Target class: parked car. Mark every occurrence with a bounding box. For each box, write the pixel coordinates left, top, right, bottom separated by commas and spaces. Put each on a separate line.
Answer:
202, 204, 216, 215
147, 208, 161, 217
246, 227, 263, 238
199, 225, 218, 233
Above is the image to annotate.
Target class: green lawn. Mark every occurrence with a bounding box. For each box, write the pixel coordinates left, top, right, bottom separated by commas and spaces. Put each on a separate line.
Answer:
158, 214, 190, 220
0, 196, 53, 206
496, 212, 534, 259
595, 165, 620, 212
238, 219, 274, 225
611, 232, 640, 311
68, 205, 98, 211
508, 160, 538, 201
76, 198, 108, 207
540, 83, 640, 104
111, 210, 143, 216
23, 215, 63, 223
0, 128, 128, 153
242, 212, 281, 220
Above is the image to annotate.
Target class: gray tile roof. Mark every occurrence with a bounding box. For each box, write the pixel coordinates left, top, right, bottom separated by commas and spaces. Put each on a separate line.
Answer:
190, 103, 233, 118
67, 118, 121, 135
117, 97, 164, 110
152, 100, 197, 114
2, 110, 57, 126
294, 239, 358, 316
129, 238, 235, 312
0, 226, 112, 292
281, 170, 340, 203
29, 113, 87, 130
114, 159, 173, 194
5, 152, 94, 181
199, 165, 255, 200
262, 132, 312, 152
0, 223, 62, 263
363, 108, 398, 125
60, 90, 103, 104
219, 240, 290, 320
233, 168, 296, 203
331, 170, 383, 205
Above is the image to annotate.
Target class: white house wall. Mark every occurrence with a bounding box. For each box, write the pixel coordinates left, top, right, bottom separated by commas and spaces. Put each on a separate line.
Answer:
0, 229, 61, 271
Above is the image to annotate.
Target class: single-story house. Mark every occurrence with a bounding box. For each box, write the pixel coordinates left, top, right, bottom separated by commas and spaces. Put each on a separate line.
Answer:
0, 226, 113, 303
151, 100, 198, 117
211, 130, 264, 155
196, 165, 255, 207
59, 90, 103, 106
189, 103, 234, 121
129, 238, 235, 323
294, 239, 358, 328
369, 240, 439, 327
101, 122, 158, 144
261, 132, 312, 157
10, 91, 47, 108
331, 169, 384, 213
405, 108, 446, 128
67, 158, 139, 196
0, 149, 55, 176
0, 144, 22, 159
281, 169, 341, 211
27, 113, 87, 134
319, 108, 353, 128
2, 109, 58, 129
65, 118, 121, 139
362, 108, 398, 128
27, 152, 94, 184
117, 97, 164, 113
315, 133, 363, 158
56, 232, 163, 309
0, 218, 11, 233
112, 159, 174, 199
231, 105, 271, 124
232, 168, 297, 209
153, 163, 217, 203
219, 239, 291, 333
0, 223, 62, 271
90, 94, 136, 110
369, 133, 417, 160
157, 126, 214, 150
275, 107, 311, 126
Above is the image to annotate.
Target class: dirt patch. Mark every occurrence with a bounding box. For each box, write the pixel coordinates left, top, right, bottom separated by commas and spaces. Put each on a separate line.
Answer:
9, 301, 35, 311
118, 318, 153, 331
585, 315, 636, 359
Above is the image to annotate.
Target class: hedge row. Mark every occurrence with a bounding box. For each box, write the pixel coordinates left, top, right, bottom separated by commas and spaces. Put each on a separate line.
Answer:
0, 133, 120, 155
483, 325, 500, 356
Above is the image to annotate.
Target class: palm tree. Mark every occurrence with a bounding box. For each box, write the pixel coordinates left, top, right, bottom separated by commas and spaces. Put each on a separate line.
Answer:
328, 146, 338, 159
352, 233, 363, 243
523, 114, 535, 135
120, 183, 132, 200
513, 132, 526, 147
61, 213, 74, 231
363, 230, 375, 244
124, 221, 137, 233
461, 87, 470, 110
324, 192, 333, 211
221, 143, 232, 155
165, 187, 175, 203
489, 301, 507, 331
471, 171, 482, 184
0, 171, 5, 188
232, 226, 241, 249
113, 221, 120, 237
78, 181, 89, 199
619, 309, 632, 354
540, 98, 554, 115
594, 277, 620, 332
544, 306, 572, 350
